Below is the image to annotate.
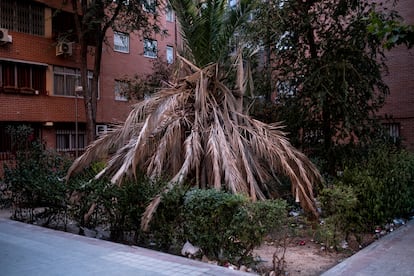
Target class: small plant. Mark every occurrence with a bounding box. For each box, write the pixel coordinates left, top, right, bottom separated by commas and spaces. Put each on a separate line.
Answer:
317, 184, 359, 249
182, 189, 288, 265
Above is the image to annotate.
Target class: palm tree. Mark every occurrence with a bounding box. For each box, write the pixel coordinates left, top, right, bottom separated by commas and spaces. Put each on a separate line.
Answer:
66, 0, 322, 230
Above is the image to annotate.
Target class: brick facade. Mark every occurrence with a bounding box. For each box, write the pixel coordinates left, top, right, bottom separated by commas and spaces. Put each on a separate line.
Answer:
379, 0, 414, 150
0, 0, 179, 161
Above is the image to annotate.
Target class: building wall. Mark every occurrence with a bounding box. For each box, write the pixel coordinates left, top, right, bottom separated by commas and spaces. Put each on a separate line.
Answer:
0, 24, 88, 126
98, 9, 179, 124
0, 0, 179, 158
379, 0, 414, 149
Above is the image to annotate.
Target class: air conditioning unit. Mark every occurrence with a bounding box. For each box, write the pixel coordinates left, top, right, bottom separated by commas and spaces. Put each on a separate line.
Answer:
56, 42, 73, 56
0, 28, 12, 43
96, 124, 108, 136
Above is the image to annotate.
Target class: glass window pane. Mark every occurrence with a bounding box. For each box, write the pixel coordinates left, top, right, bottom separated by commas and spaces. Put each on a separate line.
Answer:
66, 75, 78, 96
54, 74, 65, 95
144, 39, 157, 58
166, 46, 174, 64
114, 32, 129, 53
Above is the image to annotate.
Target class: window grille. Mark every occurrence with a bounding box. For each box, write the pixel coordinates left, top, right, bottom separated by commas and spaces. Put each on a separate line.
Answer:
384, 123, 400, 143
56, 129, 86, 152
0, 0, 44, 36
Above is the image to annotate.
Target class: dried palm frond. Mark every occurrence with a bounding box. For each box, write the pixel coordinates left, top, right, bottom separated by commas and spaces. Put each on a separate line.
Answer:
66, 55, 322, 231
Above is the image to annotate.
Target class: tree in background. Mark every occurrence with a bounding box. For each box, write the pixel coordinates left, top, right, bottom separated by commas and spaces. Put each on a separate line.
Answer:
367, 10, 414, 50
251, 0, 400, 173
66, 0, 162, 143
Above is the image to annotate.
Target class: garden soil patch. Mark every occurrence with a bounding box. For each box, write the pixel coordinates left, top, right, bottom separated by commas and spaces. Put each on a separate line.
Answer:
253, 240, 349, 276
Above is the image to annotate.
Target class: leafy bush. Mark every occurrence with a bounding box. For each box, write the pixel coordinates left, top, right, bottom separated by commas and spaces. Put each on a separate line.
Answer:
317, 185, 359, 248
182, 189, 288, 264
319, 145, 414, 237
66, 162, 114, 230
107, 175, 171, 244
149, 185, 189, 253
4, 141, 71, 222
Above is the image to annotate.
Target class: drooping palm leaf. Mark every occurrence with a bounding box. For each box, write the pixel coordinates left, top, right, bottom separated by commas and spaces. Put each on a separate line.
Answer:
67, 55, 321, 230
66, 0, 322, 230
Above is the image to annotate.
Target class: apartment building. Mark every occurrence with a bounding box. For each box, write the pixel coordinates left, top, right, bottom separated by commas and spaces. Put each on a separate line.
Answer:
0, 0, 179, 172
379, 0, 414, 150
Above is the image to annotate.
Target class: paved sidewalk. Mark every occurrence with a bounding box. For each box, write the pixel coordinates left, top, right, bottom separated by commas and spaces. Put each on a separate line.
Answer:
0, 217, 253, 276
322, 219, 414, 276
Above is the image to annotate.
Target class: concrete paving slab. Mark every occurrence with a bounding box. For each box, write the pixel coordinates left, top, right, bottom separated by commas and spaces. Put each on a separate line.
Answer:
0, 218, 254, 276
322, 219, 414, 276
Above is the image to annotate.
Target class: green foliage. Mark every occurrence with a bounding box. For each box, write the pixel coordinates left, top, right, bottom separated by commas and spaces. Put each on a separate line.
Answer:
5, 124, 34, 152
149, 185, 189, 253
119, 59, 174, 100
317, 185, 359, 248
251, 0, 399, 172
170, 0, 257, 67
368, 11, 414, 49
66, 162, 114, 229
107, 175, 170, 243
4, 139, 71, 222
67, 166, 164, 238
319, 145, 414, 239
182, 189, 288, 264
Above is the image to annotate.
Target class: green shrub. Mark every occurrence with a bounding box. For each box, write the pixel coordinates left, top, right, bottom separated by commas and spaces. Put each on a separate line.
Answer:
323, 145, 414, 235
182, 189, 288, 264
108, 175, 171, 244
4, 141, 71, 222
149, 184, 189, 253
317, 185, 359, 248
66, 162, 113, 229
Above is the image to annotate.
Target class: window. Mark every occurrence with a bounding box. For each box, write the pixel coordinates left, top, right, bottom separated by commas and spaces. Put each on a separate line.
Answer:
166, 46, 174, 64
384, 123, 400, 143
279, 0, 287, 8
56, 129, 86, 152
165, 3, 174, 22
304, 129, 323, 144
144, 39, 158, 58
276, 31, 293, 51
114, 80, 128, 101
53, 66, 93, 97
113, 0, 130, 5
228, 0, 237, 8
0, 0, 44, 36
52, 10, 77, 43
0, 61, 46, 94
114, 32, 129, 53
276, 80, 295, 97
143, 0, 157, 13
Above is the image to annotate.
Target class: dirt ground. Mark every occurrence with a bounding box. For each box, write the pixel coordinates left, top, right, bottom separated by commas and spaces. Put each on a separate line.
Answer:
253, 239, 349, 276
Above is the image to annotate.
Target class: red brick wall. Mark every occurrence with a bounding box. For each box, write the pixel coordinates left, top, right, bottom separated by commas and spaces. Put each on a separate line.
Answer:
379, 0, 414, 150
0, 1, 180, 155
98, 13, 179, 124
